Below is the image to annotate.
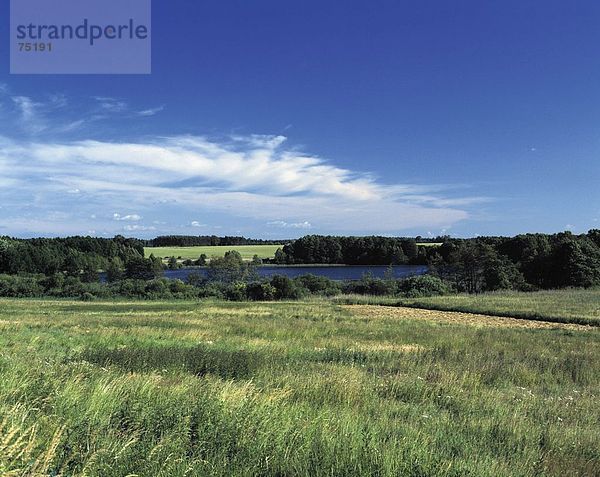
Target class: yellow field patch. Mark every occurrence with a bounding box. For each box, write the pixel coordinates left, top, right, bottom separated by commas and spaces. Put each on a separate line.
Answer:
351, 342, 425, 353
344, 305, 593, 331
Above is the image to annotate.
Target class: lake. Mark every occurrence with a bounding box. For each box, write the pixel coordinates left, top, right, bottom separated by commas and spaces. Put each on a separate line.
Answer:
158, 265, 429, 281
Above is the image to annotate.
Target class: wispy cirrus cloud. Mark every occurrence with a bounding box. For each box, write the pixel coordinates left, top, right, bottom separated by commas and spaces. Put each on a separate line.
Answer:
0, 88, 485, 237
12, 96, 47, 134
94, 96, 164, 118
94, 96, 128, 113
113, 213, 142, 222
0, 87, 163, 138
123, 224, 156, 232
268, 220, 313, 229
137, 106, 165, 117
0, 133, 481, 236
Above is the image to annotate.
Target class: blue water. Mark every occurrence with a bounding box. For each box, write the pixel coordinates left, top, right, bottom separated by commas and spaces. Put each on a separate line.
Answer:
158, 265, 428, 282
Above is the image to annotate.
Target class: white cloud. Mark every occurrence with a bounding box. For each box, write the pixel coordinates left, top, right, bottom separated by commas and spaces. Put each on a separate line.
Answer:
123, 224, 155, 232
267, 220, 312, 229
113, 213, 142, 221
12, 96, 47, 133
49, 94, 68, 108
93, 96, 163, 118
137, 106, 164, 117
190, 221, 206, 227
0, 133, 479, 235
94, 96, 128, 113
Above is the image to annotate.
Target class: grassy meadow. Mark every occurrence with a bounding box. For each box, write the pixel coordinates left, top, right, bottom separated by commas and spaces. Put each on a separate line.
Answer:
399, 289, 600, 326
333, 288, 600, 327
0, 298, 598, 476
145, 244, 281, 261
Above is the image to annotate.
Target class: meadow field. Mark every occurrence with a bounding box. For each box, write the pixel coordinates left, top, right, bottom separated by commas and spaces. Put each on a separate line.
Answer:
0, 298, 598, 476
334, 288, 600, 327
399, 289, 600, 326
145, 244, 281, 261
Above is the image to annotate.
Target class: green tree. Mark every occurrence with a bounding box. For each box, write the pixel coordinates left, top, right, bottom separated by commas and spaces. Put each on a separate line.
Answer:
125, 255, 163, 280
273, 248, 287, 264
207, 251, 255, 283
167, 256, 179, 270
106, 257, 124, 283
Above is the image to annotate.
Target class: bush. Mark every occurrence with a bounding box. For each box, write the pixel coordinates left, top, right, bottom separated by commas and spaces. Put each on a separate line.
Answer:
145, 278, 172, 299
399, 275, 450, 297
0, 274, 44, 297
246, 282, 276, 301
80, 292, 96, 301
225, 282, 247, 301
270, 275, 306, 300
294, 274, 341, 296
343, 274, 397, 296
112, 279, 148, 298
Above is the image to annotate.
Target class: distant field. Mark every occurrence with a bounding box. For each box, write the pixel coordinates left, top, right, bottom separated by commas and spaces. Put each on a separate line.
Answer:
147, 243, 438, 261
399, 288, 600, 326
145, 244, 281, 261
416, 242, 443, 247
0, 298, 598, 475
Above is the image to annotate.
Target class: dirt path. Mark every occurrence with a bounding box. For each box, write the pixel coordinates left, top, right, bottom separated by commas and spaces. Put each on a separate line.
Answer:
344, 305, 594, 331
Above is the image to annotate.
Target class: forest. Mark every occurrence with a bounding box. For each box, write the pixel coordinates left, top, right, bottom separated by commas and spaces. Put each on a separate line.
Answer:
146, 235, 289, 247
0, 231, 599, 300
275, 231, 600, 290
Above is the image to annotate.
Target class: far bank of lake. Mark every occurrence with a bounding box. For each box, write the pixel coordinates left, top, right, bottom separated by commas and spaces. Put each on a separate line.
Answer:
161, 265, 429, 281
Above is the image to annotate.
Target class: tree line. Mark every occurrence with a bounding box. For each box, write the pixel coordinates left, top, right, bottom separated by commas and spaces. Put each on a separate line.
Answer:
0, 235, 145, 277
1, 231, 599, 293
145, 235, 289, 247
273, 235, 420, 265
0, 250, 447, 302
273, 231, 600, 291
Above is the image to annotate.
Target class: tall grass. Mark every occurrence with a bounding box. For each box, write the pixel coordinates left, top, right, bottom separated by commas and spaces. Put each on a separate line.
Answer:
0, 298, 598, 476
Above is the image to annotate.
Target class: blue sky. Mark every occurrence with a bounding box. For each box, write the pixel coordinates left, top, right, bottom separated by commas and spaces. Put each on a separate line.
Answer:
0, 0, 599, 239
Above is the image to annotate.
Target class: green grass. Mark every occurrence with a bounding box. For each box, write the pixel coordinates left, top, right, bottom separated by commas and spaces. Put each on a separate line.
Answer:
0, 298, 598, 476
145, 244, 281, 261
396, 289, 600, 327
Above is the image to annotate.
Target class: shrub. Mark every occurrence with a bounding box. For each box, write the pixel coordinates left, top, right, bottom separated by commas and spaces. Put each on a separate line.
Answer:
0, 274, 44, 297
399, 275, 450, 297
343, 274, 397, 296
145, 278, 172, 299
294, 274, 341, 296
270, 275, 306, 299
225, 282, 247, 301
80, 292, 96, 301
246, 282, 276, 301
